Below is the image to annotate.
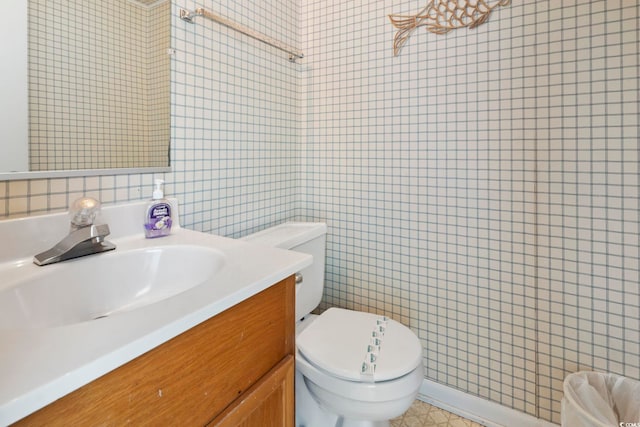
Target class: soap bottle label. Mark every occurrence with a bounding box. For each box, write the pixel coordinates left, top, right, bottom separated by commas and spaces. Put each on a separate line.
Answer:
145, 202, 172, 238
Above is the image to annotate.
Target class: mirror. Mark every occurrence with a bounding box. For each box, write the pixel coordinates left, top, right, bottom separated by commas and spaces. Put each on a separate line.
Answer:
0, 0, 171, 179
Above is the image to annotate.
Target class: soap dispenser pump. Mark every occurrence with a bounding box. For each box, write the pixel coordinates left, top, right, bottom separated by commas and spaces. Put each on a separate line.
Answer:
144, 179, 172, 238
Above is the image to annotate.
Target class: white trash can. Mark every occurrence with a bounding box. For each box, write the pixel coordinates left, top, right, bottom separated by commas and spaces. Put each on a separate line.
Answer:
562, 371, 640, 427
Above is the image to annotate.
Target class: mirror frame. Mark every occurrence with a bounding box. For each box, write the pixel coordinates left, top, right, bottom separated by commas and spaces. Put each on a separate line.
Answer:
0, 166, 172, 181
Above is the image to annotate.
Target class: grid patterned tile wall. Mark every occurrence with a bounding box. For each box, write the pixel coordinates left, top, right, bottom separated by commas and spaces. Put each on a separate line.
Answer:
170, 0, 301, 236
301, 0, 639, 424
534, 2, 640, 420
147, 0, 172, 166
28, 0, 170, 170
1, 0, 302, 235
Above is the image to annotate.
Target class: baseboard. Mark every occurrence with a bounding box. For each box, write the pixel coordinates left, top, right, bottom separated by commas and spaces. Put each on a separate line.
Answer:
418, 379, 559, 427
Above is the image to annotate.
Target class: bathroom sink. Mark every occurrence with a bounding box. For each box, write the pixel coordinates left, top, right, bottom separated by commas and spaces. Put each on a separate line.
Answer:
0, 199, 313, 425
0, 245, 225, 329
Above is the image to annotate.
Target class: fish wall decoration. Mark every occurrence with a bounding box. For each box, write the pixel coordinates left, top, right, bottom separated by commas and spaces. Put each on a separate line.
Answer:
388, 0, 511, 56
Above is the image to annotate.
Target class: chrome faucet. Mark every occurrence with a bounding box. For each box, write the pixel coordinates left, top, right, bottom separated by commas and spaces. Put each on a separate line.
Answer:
33, 197, 116, 266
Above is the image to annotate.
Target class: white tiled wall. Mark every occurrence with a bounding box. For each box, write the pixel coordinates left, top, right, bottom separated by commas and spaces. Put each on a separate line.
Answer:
301, 0, 638, 423
0, 1, 638, 424
2, 0, 301, 235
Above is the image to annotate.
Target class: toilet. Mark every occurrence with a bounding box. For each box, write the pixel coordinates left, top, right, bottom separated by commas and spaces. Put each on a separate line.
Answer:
242, 222, 424, 427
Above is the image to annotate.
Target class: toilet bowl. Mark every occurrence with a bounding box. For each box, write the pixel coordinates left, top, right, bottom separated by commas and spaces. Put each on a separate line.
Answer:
295, 311, 424, 427
241, 222, 424, 427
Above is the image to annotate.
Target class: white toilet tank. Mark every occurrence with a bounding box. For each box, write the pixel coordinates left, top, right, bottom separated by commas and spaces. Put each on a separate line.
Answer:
241, 222, 327, 321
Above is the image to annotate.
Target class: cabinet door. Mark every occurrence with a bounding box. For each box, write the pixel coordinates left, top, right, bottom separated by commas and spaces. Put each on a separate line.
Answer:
210, 355, 294, 427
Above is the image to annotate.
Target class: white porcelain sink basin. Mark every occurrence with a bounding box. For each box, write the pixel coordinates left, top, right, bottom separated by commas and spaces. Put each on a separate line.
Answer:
0, 245, 225, 329
0, 199, 312, 425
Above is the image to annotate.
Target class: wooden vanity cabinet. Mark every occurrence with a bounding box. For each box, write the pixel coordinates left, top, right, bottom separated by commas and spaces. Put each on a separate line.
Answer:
15, 276, 295, 427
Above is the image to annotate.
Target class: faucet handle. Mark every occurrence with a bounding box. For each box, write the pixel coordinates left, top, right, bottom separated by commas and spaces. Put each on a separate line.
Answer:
69, 197, 101, 229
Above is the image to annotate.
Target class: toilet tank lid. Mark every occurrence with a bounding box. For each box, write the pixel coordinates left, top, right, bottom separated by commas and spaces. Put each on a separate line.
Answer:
240, 222, 327, 250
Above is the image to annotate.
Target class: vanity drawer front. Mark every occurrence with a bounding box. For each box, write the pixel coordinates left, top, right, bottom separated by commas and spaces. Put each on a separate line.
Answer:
15, 275, 295, 426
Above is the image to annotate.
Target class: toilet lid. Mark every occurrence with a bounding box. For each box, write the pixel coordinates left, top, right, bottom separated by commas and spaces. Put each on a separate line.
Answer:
296, 307, 423, 382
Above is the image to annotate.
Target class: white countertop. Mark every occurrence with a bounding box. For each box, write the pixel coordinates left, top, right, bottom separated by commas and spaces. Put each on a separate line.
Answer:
0, 201, 311, 425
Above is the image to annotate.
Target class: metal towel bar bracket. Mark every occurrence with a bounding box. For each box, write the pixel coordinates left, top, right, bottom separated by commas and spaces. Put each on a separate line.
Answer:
179, 8, 304, 63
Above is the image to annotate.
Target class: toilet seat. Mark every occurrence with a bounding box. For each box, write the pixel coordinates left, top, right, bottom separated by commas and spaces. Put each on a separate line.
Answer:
297, 308, 423, 382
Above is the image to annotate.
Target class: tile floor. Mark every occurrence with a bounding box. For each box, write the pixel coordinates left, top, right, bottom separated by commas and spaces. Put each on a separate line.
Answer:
391, 400, 484, 427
